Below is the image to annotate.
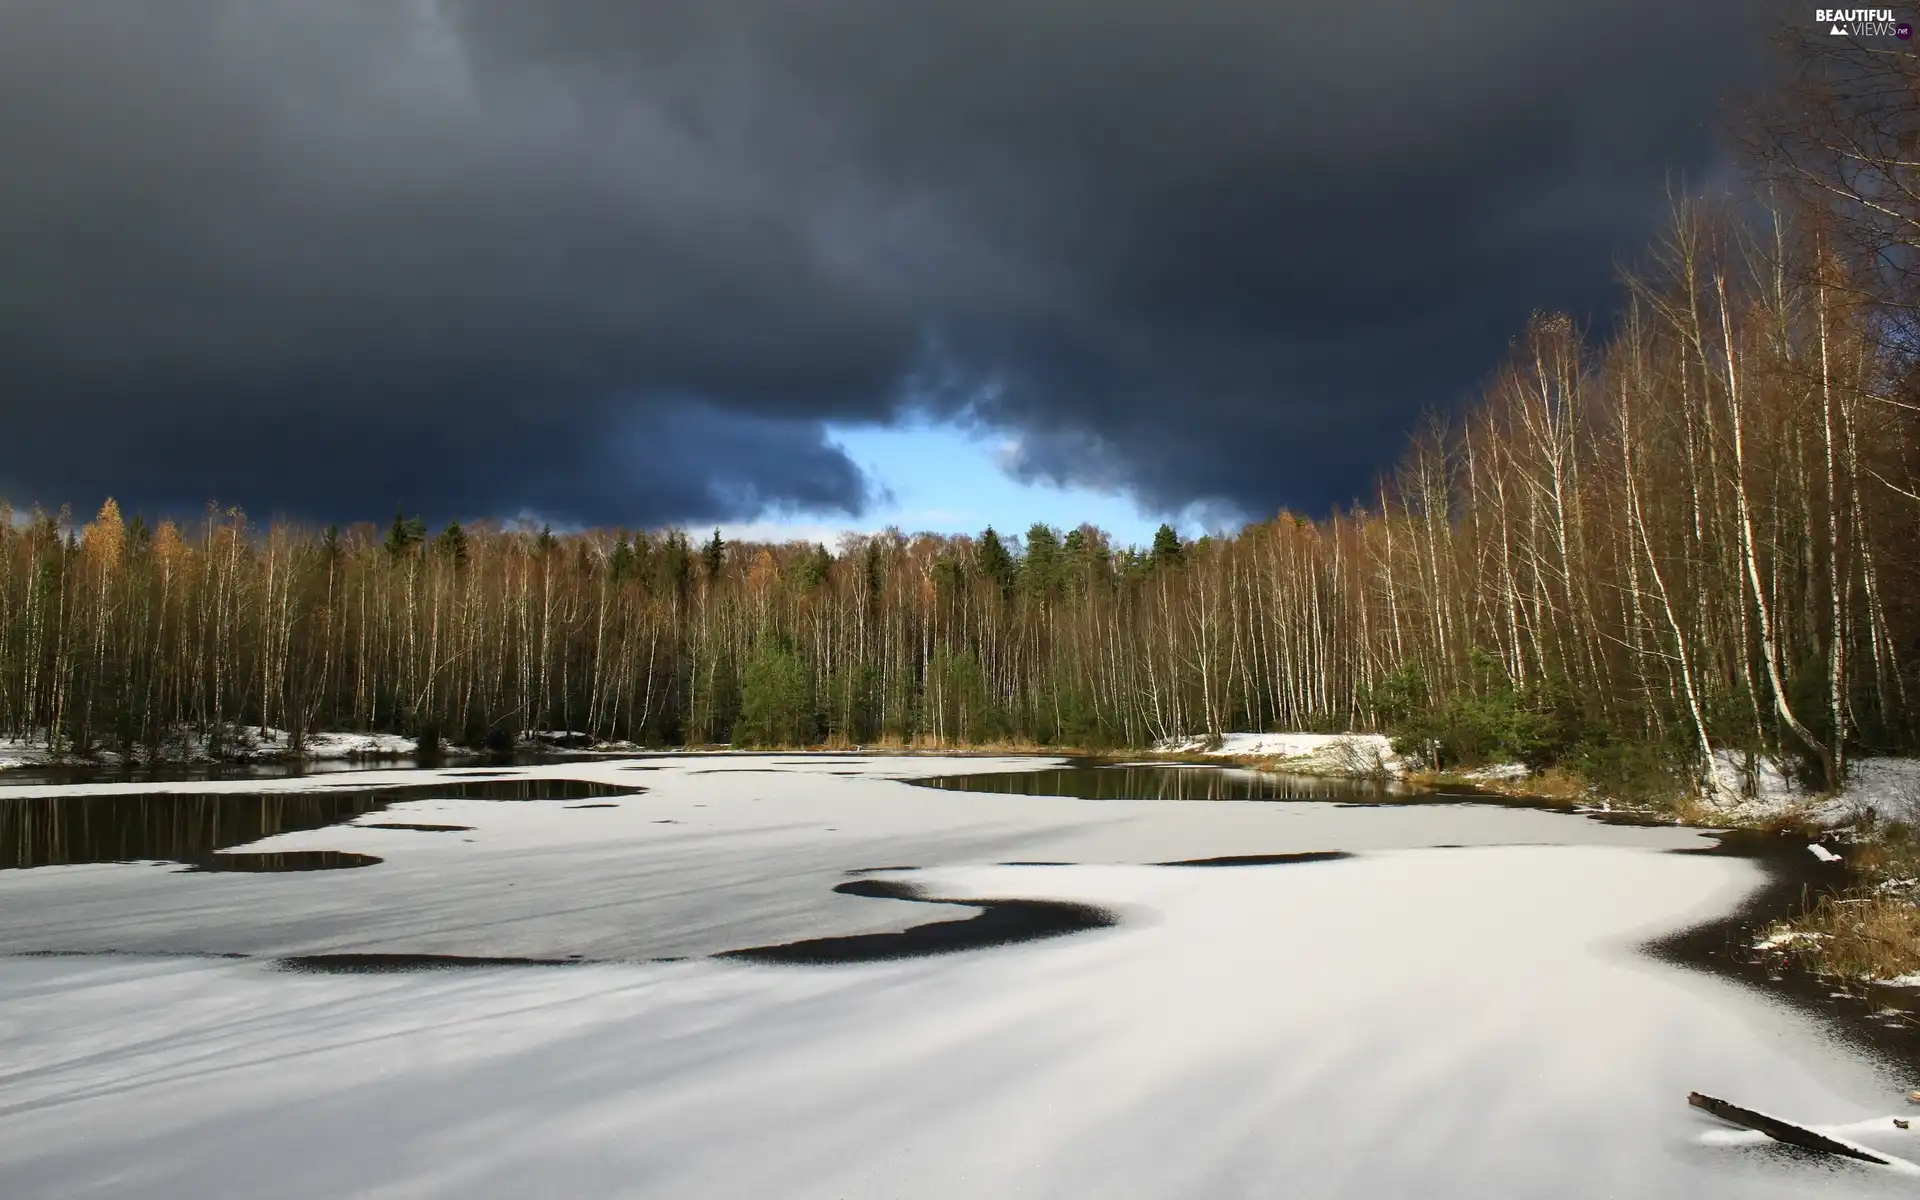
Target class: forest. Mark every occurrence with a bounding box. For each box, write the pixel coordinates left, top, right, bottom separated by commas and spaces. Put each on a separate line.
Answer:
1, 27, 1916, 799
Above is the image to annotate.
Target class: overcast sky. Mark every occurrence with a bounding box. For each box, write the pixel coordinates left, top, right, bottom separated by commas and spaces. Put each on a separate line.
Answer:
0, 1, 1768, 541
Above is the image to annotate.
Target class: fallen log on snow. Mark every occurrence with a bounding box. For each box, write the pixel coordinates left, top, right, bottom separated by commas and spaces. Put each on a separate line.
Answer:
1688, 1092, 1889, 1165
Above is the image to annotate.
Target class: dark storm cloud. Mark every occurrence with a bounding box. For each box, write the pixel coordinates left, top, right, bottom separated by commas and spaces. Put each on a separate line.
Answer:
0, 0, 1764, 525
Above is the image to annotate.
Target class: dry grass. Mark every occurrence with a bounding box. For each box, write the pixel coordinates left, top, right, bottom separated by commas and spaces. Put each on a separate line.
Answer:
1757, 810, 1825, 839
1661, 794, 1824, 835
1667, 792, 1732, 827
1539, 756, 1920, 987
1827, 817, 1920, 875
1509, 768, 1588, 801
1795, 894, 1920, 981
1399, 766, 1590, 805
810, 735, 1095, 757
1768, 822, 1920, 982
1326, 735, 1393, 780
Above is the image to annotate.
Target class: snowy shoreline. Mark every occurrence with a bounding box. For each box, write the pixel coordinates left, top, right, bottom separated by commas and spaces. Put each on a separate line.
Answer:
0, 727, 440, 772
1154, 731, 1920, 829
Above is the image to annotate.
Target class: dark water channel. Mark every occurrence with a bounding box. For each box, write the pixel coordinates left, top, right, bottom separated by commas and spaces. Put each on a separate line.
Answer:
0, 778, 639, 871
718, 877, 1119, 964
912, 762, 1499, 805
1652, 831, 1920, 1080
0, 751, 612, 789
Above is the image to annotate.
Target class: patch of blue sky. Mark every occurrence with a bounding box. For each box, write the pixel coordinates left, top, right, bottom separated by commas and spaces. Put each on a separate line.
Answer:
717, 419, 1215, 552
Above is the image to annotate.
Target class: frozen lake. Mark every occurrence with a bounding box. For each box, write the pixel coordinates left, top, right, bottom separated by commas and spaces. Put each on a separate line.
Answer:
1, 755, 1915, 1196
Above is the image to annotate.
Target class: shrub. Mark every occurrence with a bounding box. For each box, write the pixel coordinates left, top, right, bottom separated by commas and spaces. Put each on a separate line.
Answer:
1379, 651, 1584, 771
1564, 734, 1689, 807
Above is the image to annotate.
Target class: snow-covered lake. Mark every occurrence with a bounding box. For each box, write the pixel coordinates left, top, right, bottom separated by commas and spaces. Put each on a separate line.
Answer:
1, 756, 1915, 1196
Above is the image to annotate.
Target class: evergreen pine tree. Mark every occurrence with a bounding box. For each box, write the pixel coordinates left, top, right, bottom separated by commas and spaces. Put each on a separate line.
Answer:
1150, 523, 1183, 569
976, 526, 1016, 596
384, 508, 425, 560
659, 530, 692, 597
433, 521, 469, 566
796, 543, 832, 590
737, 639, 814, 746
1023, 522, 1062, 596
863, 538, 884, 600
704, 528, 726, 580
609, 535, 636, 583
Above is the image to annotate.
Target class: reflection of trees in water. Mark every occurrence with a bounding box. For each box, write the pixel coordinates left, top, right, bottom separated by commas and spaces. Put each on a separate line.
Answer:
917, 766, 1388, 803
0, 791, 386, 870
189, 850, 383, 872
0, 778, 634, 869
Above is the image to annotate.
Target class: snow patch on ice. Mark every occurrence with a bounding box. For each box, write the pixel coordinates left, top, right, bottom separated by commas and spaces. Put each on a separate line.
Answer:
1696, 1121, 1920, 1173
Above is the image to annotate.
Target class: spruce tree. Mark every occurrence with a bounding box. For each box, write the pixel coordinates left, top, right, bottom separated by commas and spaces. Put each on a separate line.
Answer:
609, 536, 636, 583
433, 521, 469, 566
659, 530, 692, 597
630, 531, 657, 592
384, 508, 425, 560
704, 528, 726, 580
976, 526, 1016, 597
863, 538, 884, 600
737, 640, 814, 746
1150, 523, 1183, 569
1023, 522, 1062, 596
796, 543, 832, 590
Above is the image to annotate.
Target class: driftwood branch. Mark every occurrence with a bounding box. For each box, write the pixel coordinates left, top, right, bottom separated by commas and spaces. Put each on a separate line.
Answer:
1688, 1091, 1889, 1165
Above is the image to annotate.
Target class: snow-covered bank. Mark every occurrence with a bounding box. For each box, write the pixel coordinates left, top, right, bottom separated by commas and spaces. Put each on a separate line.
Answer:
1159, 734, 1920, 831
1697, 751, 1920, 829
1155, 731, 1529, 785
1156, 731, 1410, 777
0, 726, 435, 771
0, 738, 50, 771
1820, 758, 1920, 827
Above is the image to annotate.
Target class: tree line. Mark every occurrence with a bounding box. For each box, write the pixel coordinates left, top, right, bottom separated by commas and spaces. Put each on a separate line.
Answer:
0, 25, 1915, 796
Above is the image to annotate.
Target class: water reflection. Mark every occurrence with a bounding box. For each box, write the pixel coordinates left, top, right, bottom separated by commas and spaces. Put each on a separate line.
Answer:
913, 764, 1417, 803
0, 752, 641, 789
0, 779, 636, 870
186, 850, 383, 872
